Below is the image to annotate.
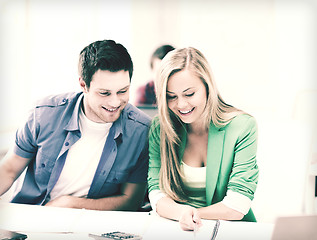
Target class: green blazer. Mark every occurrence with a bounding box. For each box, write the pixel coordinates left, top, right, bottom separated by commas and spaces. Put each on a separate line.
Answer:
148, 114, 259, 222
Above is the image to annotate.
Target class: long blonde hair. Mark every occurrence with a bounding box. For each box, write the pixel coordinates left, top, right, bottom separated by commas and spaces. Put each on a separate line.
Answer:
155, 47, 243, 202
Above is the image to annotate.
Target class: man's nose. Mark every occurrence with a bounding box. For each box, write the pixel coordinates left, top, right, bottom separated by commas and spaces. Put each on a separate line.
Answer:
108, 95, 121, 107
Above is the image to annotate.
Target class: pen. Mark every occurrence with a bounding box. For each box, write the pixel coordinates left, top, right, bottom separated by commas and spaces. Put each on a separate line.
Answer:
210, 220, 220, 240
193, 222, 197, 240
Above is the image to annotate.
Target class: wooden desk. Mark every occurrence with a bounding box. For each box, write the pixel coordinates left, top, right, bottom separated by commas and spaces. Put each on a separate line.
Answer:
0, 203, 274, 240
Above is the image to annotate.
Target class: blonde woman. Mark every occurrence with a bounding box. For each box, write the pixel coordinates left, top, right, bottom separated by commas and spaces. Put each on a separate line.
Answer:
147, 47, 259, 231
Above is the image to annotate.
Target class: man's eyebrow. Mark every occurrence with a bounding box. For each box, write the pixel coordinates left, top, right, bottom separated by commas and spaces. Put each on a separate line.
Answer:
118, 85, 130, 91
98, 85, 130, 92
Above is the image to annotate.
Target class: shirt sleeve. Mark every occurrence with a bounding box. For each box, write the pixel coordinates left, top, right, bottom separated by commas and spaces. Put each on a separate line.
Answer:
13, 109, 38, 159
148, 189, 167, 213
221, 190, 252, 215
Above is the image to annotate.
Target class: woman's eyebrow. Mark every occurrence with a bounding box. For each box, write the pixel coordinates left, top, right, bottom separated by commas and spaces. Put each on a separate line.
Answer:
183, 87, 195, 93
167, 87, 195, 94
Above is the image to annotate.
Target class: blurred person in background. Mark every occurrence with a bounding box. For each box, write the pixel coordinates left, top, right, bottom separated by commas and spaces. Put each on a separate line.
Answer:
135, 44, 175, 106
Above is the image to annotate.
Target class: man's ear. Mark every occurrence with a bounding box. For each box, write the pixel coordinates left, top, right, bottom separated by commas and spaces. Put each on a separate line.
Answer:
79, 78, 88, 93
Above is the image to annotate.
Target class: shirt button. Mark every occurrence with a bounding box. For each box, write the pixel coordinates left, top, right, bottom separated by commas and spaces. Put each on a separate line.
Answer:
41, 163, 45, 168
65, 142, 69, 146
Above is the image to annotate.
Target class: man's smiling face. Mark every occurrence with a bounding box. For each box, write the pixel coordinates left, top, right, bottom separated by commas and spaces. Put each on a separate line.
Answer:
80, 69, 130, 123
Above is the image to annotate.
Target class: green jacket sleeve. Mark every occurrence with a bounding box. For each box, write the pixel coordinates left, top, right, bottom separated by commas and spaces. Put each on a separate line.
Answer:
226, 115, 259, 200
147, 117, 161, 192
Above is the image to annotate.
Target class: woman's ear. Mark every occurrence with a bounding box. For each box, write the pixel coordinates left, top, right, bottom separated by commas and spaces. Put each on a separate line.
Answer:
79, 78, 88, 93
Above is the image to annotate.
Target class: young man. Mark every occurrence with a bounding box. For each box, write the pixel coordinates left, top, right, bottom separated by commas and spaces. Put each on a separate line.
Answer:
0, 40, 151, 211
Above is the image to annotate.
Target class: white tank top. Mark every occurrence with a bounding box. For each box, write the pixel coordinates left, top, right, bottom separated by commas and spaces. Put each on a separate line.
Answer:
180, 161, 207, 208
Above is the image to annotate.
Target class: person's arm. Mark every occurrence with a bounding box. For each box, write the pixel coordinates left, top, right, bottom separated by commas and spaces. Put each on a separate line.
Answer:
147, 118, 201, 230
148, 118, 202, 230
45, 182, 147, 211
0, 151, 31, 196
154, 190, 245, 223
197, 115, 258, 221
197, 202, 244, 220
154, 194, 244, 231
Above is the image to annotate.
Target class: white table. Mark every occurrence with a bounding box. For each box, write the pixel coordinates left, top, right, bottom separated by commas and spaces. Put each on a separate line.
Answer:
0, 203, 274, 240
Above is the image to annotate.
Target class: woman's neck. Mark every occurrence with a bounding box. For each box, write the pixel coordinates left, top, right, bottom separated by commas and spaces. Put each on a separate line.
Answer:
188, 122, 208, 136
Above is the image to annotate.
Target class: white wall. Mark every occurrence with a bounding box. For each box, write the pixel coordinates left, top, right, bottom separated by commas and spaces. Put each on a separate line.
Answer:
0, 0, 316, 223
0, 0, 133, 149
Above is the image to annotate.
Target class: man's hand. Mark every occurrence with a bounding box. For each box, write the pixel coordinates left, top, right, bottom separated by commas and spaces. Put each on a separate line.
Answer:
45, 195, 76, 208
44, 182, 146, 210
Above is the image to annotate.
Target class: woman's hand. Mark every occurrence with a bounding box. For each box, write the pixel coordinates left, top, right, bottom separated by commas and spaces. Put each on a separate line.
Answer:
179, 206, 203, 231
155, 196, 203, 231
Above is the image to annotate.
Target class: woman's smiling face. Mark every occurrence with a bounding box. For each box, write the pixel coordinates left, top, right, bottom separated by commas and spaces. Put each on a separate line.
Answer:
166, 69, 207, 125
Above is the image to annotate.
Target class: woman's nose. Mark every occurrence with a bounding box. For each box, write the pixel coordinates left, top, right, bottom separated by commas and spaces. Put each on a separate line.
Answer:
176, 97, 188, 109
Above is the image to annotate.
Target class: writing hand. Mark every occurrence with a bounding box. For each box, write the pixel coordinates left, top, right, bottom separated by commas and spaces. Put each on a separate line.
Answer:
179, 206, 203, 231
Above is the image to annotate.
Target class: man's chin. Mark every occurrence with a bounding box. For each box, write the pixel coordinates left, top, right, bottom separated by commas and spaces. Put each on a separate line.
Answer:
102, 111, 122, 123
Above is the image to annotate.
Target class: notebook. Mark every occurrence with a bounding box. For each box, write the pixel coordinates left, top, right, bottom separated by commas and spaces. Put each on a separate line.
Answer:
271, 215, 317, 240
